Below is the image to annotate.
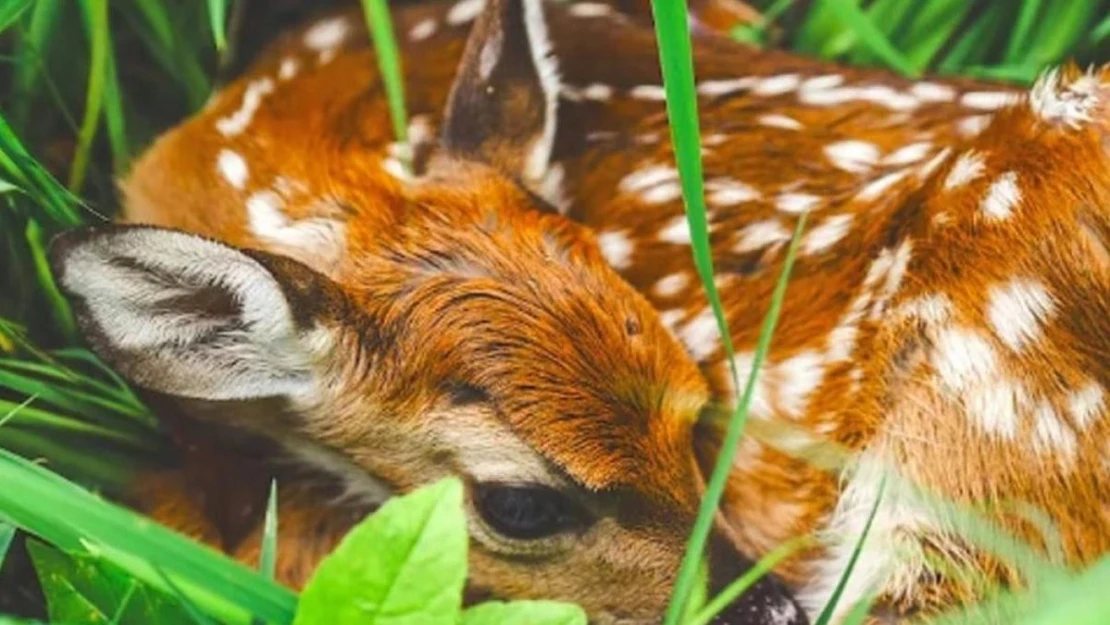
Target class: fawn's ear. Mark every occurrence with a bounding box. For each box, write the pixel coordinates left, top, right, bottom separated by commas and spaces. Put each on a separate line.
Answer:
49, 225, 345, 402
440, 0, 559, 186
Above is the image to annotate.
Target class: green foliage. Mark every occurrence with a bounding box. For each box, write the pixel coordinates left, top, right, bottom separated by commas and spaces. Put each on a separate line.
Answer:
294, 478, 584, 625
28, 541, 193, 624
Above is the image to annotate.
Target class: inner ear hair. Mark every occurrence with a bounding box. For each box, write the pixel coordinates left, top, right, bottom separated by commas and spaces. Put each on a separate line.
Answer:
441, 0, 560, 185
48, 225, 349, 402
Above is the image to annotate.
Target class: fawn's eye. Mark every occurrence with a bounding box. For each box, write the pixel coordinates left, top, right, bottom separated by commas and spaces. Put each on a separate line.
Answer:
474, 483, 588, 540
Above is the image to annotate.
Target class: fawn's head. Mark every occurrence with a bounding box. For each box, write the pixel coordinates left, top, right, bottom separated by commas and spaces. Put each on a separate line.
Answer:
48, 0, 805, 622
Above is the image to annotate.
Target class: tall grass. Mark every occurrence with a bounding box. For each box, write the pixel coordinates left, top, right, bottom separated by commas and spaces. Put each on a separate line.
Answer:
0, 0, 1108, 623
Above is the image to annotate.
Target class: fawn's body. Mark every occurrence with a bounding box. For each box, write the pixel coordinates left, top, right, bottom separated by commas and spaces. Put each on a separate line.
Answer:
51, 0, 1110, 623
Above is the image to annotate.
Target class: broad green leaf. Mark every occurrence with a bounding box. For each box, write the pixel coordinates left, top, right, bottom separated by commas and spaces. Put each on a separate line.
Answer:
460, 601, 587, 625
28, 540, 196, 625
294, 478, 468, 625
0, 0, 32, 32
29, 540, 112, 624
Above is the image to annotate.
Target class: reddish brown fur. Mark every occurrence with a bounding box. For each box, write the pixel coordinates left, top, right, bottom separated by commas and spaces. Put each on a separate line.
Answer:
110, 0, 1110, 623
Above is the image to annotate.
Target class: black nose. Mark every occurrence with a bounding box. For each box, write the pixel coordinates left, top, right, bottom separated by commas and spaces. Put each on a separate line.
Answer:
706, 534, 809, 625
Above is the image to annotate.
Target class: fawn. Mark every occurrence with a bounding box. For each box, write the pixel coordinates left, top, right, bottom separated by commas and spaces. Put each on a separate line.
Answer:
47, 0, 1110, 623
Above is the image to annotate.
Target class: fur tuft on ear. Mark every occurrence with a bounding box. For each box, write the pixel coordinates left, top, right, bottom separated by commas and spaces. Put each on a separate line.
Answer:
441, 0, 560, 185
49, 225, 340, 402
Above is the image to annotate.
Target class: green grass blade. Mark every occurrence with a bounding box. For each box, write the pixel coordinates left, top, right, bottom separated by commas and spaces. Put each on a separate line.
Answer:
360, 0, 409, 162
0, 447, 298, 624
10, 0, 63, 131
646, 0, 751, 617
1003, 0, 1045, 64
206, 0, 229, 51
1091, 13, 1110, 45
129, 0, 212, 108
0, 521, 14, 566
0, 0, 32, 31
821, 0, 919, 76
813, 475, 885, 625
25, 219, 79, 342
260, 480, 278, 580
100, 24, 131, 173
688, 536, 811, 625
68, 0, 109, 193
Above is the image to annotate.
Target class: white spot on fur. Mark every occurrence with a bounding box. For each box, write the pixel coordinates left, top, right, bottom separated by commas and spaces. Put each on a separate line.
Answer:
654, 273, 689, 298
658, 216, 691, 245
246, 190, 345, 267
659, 309, 685, 333
216, 149, 248, 189
678, 306, 720, 361
885, 142, 933, 166
967, 378, 1025, 438
447, 0, 485, 24
303, 17, 350, 50
961, 91, 1020, 110
697, 77, 756, 97
566, 83, 614, 101
1030, 67, 1103, 128
776, 350, 825, 418
943, 150, 985, 189
758, 113, 804, 130
702, 133, 729, 146
802, 214, 853, 256
895, 293, 952, 325
641, 182, 683, 204
910, 82, 957, 102
630, 85, 668, 101
1068, 382, 1105, 430
278, 57, 298, 81
981, 171, 1021, 220
735, 219, 791, 253
1033, 400, 1076, 457
825, 140, 881, 174
957, 114, 992, 138
597, 231, 633, 270
568, 2, 612, 17
216, 78, 275, 137
932, 326, 998, 393
382, 156, 411, 181
776, 193, 820, 214
586, 130, 617, 142
868, 240, 913, 320
753, 73, 801, 96
801, 74, 844, 91
857, 169, 911, 202
919, 147, 952, 179
620, 166, 677, 192
409, 18, 438, 41
986, 278, 1054, 351
707, 179, 760, 206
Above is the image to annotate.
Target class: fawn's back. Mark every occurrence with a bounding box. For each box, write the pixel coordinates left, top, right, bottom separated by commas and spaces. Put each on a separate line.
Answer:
54, 0, 1110, 623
